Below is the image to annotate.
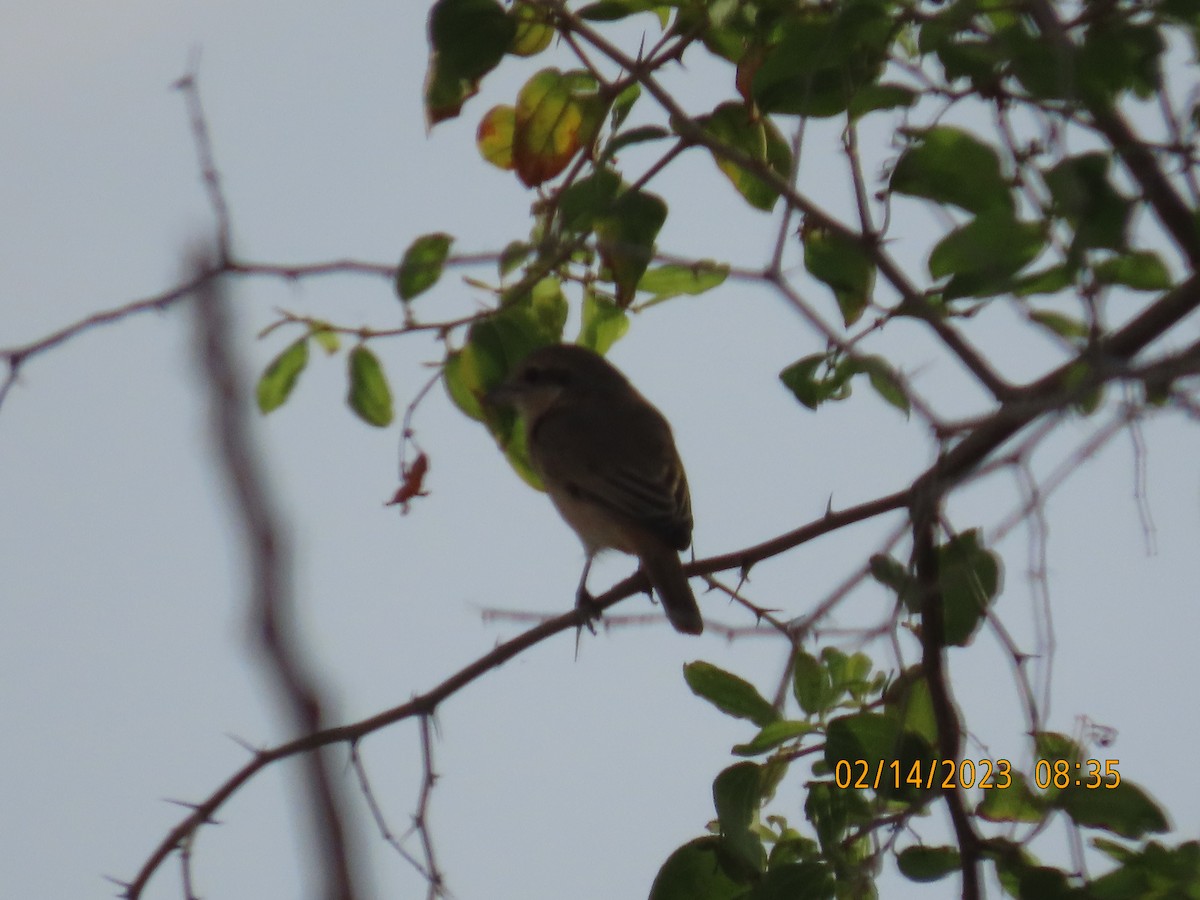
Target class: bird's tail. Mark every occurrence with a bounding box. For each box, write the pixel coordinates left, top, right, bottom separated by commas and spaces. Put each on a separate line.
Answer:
639, 543, 703, 635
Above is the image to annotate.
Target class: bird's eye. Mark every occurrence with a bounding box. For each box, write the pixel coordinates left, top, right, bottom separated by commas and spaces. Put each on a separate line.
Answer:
519, 363, 570, 387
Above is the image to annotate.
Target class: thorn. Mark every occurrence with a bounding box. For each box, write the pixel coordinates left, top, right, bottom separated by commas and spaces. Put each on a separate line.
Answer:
163, 798, 221, 825
224, 732, 259, 755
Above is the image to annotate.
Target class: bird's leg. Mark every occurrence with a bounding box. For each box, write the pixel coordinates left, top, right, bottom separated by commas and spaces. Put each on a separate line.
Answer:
637, 562, 657, 603
575, 555, 601, 635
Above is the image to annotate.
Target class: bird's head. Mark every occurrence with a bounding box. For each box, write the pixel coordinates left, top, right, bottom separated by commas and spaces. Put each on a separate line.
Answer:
484, 344, 630, 420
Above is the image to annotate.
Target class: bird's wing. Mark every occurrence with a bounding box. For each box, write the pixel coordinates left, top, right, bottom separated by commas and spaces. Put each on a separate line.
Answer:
532, 399, 693, 551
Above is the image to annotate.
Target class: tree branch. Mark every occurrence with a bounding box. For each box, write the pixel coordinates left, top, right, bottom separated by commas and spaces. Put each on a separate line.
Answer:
189, 250, 358, 900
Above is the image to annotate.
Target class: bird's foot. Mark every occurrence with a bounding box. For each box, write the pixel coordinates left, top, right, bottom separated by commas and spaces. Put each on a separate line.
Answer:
575, 586, 602, 635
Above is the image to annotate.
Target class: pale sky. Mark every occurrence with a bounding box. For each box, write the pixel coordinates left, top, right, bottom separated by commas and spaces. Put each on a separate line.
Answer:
3, 3, 1199, 899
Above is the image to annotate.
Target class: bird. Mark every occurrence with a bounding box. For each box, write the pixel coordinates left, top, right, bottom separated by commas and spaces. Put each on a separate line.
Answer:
485, 343, 703, 635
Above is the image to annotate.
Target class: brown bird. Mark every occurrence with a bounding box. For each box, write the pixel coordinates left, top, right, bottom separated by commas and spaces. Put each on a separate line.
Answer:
486, 344, 703, 634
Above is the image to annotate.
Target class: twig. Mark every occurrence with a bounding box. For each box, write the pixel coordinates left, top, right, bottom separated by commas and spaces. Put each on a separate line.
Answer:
415, 716, 445, 900
174, 59, 231, 261
349, 742, 433, 881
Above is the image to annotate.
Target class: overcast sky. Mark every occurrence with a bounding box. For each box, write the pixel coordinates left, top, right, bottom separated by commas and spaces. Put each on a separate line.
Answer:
3, 3, 1199, 899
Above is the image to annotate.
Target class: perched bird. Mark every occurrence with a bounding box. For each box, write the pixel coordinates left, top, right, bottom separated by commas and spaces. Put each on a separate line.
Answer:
486, 343, 703, 635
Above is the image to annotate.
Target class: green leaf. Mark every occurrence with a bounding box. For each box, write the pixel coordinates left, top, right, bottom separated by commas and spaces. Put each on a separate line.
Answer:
499, 240, 532, 277
929, 529, 1002, 647
882, 668, 936, 745
1062, 360, 1104, 415
512, 68, 604, 187
1089, 839, 1200, 899
825, 712, 934, 801
444, 311, 544, 422
713, 763, 766, 877
929, 31, 1007, 89
558, 168, 622, 234
396, 233, 454, 301
733, 720, 814, 757
578, 0, 668, 22
929, 209, 1044, 299
684, 661, 780, 727
714, 762, 760, 833
257, 338, 309, 414
848, 82, 917, 118
1078, 19, 1164, 102
648, 837, 744, 900
821, 647, 874, 701
977, 772, 1044, 824
779, 354, 853, 410
1094, 251, 1172, 291
595, 186, 668, 306
740, 861, 836, 899
1034, 731, 1083, 764
509, 0, 553, 56
698, 102, 791, 211
891, 127, 1013, 215
577, 290, 628, 355
796, 648, 873, 720
792, 650, 838, 715
477, 105, 515, 170
1014, 264, 1076, 297
752, 2, 893, 118
824, 712, 902, 767
897, 846, 960, 882
610, 81, 641, 130
1029, 311, 1089, 341
804, 780, 872, 854
1056, 780, 1169, 840
1044, 153, 1130, 253
347, 346, 394, 427
424, 0, 516, 125
310, 325, 340, 354
758, 755, 789, 809
638, 261, 729, 305
602, 124, 670, 161
1011, 864, 1075, 900
765, 832, 821, 870
529, 276, 568, 338
850, 355, 909, 415
802, 225, 875, 326
869, 554, 913, 597
446, 308, 556, 486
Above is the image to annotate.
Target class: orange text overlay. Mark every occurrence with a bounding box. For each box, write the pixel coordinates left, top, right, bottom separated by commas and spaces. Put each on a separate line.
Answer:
834, 758, 1013, 790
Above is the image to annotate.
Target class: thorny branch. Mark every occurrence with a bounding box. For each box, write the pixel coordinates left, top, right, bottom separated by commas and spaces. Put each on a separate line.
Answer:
10, 10, 1200, 898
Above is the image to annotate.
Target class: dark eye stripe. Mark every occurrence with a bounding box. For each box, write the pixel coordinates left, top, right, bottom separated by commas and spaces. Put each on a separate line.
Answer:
523, 365, 571, 386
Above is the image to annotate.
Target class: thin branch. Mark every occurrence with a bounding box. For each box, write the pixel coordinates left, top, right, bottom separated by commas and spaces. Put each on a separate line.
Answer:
178, 834, 200, 900
911, 497, 980, 900
349, 742, 434, 882
0, 254, 499, 417
770, 113, 808, 272
174, 58, 232, 261
189, 249, 358, 900
415, 716, 445, 900
1125, 402, 1158, 556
